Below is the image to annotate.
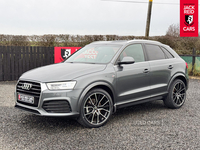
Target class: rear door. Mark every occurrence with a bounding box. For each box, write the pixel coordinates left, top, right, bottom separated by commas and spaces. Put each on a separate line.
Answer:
144, 44, 175, 97
114, 44, 151, 105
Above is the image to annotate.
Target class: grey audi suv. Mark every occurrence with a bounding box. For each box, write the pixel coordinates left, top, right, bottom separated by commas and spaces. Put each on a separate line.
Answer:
15, 40, 189, 128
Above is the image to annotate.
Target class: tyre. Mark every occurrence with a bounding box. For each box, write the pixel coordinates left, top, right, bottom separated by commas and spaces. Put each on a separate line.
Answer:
78, 88, 113, 128
164, 79, 186, 109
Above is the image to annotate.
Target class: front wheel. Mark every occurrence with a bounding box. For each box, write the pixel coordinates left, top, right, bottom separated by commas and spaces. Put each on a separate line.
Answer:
164, 79, 186, 109
78, 88, 113, 128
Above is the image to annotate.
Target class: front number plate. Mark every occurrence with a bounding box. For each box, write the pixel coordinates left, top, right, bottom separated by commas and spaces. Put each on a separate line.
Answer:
18, 93, 34, 104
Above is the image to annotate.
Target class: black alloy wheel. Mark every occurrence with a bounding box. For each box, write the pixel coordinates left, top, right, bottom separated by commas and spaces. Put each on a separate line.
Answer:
164, 79, 186, 109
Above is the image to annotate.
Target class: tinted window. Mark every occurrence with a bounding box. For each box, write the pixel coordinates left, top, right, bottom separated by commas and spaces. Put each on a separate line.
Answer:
145, 44, 166, 61
120, 44, 145, 63
161, 47, 174, 59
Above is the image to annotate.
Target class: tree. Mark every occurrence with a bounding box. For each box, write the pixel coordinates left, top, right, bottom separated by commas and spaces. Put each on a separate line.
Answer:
166, 24, 180, 37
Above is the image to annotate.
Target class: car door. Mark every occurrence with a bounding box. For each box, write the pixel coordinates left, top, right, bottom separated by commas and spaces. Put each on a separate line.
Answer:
144, 44, 175, 97
114, 44, 151, 105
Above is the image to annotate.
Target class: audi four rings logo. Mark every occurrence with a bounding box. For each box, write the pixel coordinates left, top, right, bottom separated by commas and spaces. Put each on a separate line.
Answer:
21, 83, 32, 90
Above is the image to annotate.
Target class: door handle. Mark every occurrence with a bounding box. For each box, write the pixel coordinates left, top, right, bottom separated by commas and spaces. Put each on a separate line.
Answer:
168, 65, 173, 69
143, 69, 149, 73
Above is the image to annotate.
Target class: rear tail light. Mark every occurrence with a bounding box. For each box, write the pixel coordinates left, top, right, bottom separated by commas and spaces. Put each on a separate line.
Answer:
185, 62, 188, 69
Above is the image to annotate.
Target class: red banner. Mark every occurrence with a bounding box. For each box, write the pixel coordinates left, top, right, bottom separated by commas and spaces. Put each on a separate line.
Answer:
180, 0, 198, 37
54, 47, 81, 63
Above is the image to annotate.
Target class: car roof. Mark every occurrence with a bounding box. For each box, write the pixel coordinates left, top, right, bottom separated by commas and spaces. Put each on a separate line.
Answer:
90, 39, 162, 45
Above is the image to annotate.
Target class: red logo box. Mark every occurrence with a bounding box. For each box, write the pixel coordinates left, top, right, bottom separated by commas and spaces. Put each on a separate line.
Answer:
54, 47, 81, 63
180, 0, 198, 37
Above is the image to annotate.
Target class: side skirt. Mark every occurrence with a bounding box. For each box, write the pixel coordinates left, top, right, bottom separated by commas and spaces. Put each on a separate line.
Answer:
115, 94, 167, 110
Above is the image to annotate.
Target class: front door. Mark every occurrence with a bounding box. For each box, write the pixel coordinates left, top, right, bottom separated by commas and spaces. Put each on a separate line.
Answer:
114, 44, 151, 105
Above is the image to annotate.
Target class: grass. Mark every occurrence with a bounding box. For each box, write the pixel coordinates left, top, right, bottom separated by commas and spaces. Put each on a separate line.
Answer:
188, 62, 200, 76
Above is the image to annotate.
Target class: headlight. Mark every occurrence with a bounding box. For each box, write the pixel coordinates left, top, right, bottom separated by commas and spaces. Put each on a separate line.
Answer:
46, 81, 76, 90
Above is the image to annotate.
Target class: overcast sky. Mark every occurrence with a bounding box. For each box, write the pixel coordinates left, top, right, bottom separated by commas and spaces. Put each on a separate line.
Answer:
0, 0, 181, 36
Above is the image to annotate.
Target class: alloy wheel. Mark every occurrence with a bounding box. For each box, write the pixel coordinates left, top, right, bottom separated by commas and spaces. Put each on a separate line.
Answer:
83, 92, 111, 125
172, 81, 186, 106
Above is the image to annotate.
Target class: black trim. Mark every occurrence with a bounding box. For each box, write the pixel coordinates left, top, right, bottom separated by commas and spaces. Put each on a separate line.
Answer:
42, 100, 72, 113
116, 95, 166, 109
15, 105, 40, 115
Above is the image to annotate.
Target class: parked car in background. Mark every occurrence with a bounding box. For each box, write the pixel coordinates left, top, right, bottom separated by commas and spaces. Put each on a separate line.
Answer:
15, 40, 189, 128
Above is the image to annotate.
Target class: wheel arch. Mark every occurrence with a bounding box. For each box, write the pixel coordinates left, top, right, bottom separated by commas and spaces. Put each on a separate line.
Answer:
168, 73, 188, 91
77, 81, 116, 113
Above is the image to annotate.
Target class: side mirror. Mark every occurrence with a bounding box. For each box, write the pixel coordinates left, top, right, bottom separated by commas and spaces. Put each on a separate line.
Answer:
118, 56, 135, 66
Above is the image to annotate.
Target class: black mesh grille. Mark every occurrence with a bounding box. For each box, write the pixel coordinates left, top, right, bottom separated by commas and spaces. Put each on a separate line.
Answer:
42, 100, 72, 113
16, 80, 41, 107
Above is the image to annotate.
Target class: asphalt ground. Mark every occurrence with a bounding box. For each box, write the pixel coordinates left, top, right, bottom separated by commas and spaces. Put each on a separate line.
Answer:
0, 79, 200, 150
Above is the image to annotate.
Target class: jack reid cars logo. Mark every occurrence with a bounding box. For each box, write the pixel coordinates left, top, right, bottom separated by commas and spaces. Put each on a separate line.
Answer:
185, 15, 194, 25
183, 5, 195, 32
21, 83, 32, 90
61, 49, 71, 59
180, 0, 198, 37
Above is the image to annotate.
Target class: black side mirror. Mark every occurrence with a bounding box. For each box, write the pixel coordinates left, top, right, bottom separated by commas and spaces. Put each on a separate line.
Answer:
118, 56, 135, 66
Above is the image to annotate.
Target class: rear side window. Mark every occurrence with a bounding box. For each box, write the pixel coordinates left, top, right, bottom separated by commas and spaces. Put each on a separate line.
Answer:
145, 44, 166, 61
120, 44, 145, 63
161, 47, 174, 59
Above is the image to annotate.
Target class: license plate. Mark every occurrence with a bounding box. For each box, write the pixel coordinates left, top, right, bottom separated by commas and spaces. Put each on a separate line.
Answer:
18, 93, 34, 104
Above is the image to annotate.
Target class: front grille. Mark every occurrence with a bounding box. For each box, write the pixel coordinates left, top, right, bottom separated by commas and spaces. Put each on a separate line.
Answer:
16, 80, 41, 107
42, 100, 72, 113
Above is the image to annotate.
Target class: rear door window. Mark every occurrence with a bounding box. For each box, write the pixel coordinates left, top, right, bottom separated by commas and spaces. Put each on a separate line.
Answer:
145, 44, 166, 61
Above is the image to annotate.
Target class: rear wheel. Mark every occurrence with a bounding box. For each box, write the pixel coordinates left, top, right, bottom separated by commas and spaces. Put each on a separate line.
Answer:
164, 79, 186, 109
78, 88, 113, 128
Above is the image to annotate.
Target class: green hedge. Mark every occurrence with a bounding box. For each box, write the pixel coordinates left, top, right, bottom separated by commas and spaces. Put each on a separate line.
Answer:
1, 34, 199, 76
1, 34, 200, 55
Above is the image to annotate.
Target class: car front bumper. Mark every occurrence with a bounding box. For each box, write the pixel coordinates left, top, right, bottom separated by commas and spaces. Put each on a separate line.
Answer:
15, 81, 82, 117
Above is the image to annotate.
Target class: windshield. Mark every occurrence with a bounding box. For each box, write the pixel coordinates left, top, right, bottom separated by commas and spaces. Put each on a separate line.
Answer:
65, 44, 122, 64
